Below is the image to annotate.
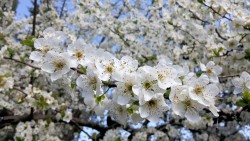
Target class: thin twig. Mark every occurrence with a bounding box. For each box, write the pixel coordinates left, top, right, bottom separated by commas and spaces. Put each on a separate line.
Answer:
12, 87, 29, 97
219, 74, 239, 78
201, 3, 232, 21
215, 28, 227, 40
239, 34, 248, 43
71, 120, 94, 140
59, 0, 67, 18
3, 57, 41, 70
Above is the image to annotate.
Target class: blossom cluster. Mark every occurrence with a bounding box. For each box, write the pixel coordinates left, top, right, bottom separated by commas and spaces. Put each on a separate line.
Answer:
29, 28, 223, 123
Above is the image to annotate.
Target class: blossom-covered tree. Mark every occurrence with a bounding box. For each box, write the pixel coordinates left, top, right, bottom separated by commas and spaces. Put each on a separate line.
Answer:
1, 0, 250, 140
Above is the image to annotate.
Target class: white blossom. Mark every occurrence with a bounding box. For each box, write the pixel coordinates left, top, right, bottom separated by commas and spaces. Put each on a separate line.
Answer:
41, 51, 77, 81
132, 66, 164, 104
155, 63, 181, 89
200, 61, 222, 83
113, 73, 138, 105
95, 52, 120, 81
232, 71, 250, 94
139, 93, 169, 123
170, 86, 205, 122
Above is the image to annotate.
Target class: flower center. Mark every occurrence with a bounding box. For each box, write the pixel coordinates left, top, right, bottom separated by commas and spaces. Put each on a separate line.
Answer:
53, 60, 66, 71
158, 73, 166, 81
147, 99, 157, 108
193, 86, 204, 96
75, 51, 84, 60
91, 77, 97, 84
42, 46, 51, 54
144, 81, 152, 90
207, 68, 212, 74
105, 65, 113, 74
183, 99, 192, 108
0, 77, 7, 87
125, 83, 133, 92
118, 106, 124, 113
228, 41, 236, 48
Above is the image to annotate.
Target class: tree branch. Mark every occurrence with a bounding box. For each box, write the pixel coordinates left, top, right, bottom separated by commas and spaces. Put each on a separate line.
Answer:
32, 0, 38, 36
215, 28, 227, 40
3, 57, 41, 70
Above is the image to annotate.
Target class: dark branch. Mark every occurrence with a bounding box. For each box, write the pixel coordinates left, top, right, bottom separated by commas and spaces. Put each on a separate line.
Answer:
31, 0, 38, 36
59, 0, 66, 18
3, 57, 41, 70
215, 28, 227, 40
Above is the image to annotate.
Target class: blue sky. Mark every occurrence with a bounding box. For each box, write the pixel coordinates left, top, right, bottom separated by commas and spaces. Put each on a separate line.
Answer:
15, 0, 33, 20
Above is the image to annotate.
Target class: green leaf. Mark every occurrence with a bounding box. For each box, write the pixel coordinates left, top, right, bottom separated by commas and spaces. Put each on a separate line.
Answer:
203, 114, 212, 120
218, 47, 224, 53
114, 138, 121, 141
244, 48, 250, 61
45, 118, 52, 128
236, 90, 250, 107
236, 99, 247, 107
61, 111, 65, 118
212, 48, 219, 57
167, 20, 173, 25
34, 95, 49, 109
179, 76, 185, 81
197, 0, 205, 4
132, 101, 139, 106
127, 107, 135, 115
70, 80, 76, 90
92, 133, 97, 140
0, 73, 11, 78
196, 71, 203, 77
147, 55, 157, 61
95, 94, 106, 104
79, 3, 84, 6
15, 137, 24, 141
7, 48, 15, 58
164, 89, 171, 99
79, 66, 87, 74
19, 56, 25, 63
136, 57, 145, 65
0, 32, 6, 45
21, 36, 35, 49
242, 90, 250, 102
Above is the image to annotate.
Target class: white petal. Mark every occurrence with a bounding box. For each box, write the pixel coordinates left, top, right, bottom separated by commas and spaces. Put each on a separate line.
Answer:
199, 74, 209, 86
117, 95, 130, 105
51, 71, 64, 81
209, 105, 219, 117
246, 81, 250, 89
144, 90, 154, 101
34, 39, 45, 50
131, 114, 144, 123
206, 61, 215, 68
185, 108, 201, 122
241, 71, 250, 82
232, 78, 243, 88
200, 63, 207, 71
205, 84, 219, 97
209, 74, 219, 83
172, 103, 185, 117
139, 105, 150, 118
213, 66, 222, 75
41, 62, 54, 73
132, 85, 141, 96
147, 115, 160, 123
30, 51, 43, 62
233, 88, 243, 94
